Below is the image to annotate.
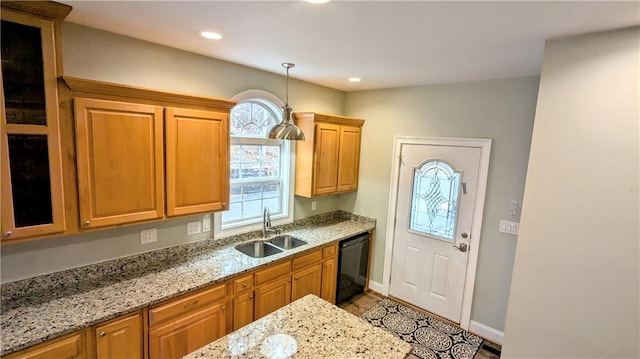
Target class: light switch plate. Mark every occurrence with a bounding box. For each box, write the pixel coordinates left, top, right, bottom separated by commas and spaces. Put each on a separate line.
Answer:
311, 201, 317, 211
187, 220, 202, 235
202, 218, 211, 232
140, 228, 157, 244
499, 220, 519, 235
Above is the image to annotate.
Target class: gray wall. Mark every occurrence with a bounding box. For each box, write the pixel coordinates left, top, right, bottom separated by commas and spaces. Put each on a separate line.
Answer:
342, 77, 539, 331
0, 23, 344, 283
502, 27, 639, 358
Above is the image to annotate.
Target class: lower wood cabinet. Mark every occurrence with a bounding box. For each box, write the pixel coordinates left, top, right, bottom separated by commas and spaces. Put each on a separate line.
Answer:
4, 331, 86, 359
5, 242, 344, 359
254, 277, 292, 320
321, 243, 338, 304
147, 283, 228, 359
291, 262, 322, 302
94, 312, 142, 359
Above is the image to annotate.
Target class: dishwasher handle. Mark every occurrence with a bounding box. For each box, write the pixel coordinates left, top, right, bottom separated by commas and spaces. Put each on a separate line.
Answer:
340, 234, 370, 249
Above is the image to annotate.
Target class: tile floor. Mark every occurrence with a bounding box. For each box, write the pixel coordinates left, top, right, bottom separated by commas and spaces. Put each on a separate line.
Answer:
338, 291, 501, 359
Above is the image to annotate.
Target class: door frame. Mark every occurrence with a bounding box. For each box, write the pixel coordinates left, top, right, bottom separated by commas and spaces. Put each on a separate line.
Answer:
382, 136, 492, 330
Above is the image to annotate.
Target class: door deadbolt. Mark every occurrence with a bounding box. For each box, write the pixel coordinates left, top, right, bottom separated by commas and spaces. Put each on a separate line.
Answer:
461, 232, 468, 239
453, 243, 468, 252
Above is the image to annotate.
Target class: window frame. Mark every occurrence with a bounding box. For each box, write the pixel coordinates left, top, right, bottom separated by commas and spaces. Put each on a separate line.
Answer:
214, 89, 295, 238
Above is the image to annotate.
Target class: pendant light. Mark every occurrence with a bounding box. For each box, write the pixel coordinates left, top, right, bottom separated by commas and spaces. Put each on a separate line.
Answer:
268, 63, 306, 141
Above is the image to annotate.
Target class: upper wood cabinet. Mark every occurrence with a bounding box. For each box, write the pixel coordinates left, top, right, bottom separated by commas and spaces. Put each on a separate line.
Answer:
0, 2, 71, 241
165, 108, 229, 216
293, 113, 364, 197
61, 77, 235, 231
74, 98, 165, 229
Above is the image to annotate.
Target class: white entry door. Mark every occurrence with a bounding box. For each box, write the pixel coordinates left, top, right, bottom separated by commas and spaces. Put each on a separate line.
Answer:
389, 142, 482, 323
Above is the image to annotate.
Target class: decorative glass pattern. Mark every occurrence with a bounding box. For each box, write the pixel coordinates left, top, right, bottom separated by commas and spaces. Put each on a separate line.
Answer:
229, 101, 279, 137
409, 160, 461, 241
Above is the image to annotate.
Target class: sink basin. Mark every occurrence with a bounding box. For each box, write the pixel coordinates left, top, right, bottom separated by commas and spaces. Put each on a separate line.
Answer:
235, 241, 283, 258
269, 235, 307, 250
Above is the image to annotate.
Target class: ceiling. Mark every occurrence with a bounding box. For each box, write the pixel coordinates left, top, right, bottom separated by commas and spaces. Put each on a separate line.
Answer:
62, 1, 639, 92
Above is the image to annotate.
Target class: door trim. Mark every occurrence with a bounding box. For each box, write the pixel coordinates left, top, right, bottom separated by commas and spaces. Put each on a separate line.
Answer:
382, 136, 491, 330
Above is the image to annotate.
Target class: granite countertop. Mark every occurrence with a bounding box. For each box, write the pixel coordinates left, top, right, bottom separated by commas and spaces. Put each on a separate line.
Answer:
0, 211, 375, 356
185, 294, 412, 359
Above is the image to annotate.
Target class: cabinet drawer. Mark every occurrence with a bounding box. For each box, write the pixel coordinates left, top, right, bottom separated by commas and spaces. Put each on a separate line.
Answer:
4, 331, 84, 359
233, 274, 254, 294
149, 283, 225, 326
292, 249, 322, 271
322, 244, 336, 258
255, 261, 291, 286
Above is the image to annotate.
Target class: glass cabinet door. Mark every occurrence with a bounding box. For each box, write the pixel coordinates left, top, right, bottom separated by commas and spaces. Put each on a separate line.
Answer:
1, 9, 65, 240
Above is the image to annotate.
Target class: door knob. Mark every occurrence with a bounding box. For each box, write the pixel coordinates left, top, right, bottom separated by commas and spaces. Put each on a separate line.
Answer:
452, 243, 468, 252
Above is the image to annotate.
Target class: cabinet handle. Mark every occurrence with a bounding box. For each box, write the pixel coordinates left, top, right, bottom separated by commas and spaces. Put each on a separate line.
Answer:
4, 231, 11, 238
84, 221, 90, 226
183, 300, 199, 309
100, 331, 106, 337
243, 283, 248, 288
248, 295, 253, 299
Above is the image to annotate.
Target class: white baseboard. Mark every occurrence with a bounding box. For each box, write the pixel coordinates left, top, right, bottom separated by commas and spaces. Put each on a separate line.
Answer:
368, 280, 384, 294
469, 320, 504, 345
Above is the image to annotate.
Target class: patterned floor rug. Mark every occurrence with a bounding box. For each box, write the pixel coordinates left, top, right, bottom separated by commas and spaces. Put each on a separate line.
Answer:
361, 298, 484, 359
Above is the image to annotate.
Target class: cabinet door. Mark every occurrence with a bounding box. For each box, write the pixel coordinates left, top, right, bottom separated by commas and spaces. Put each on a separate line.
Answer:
95, 313, 142, 359
165, 108, 229, 216
291, 262, 322, 302
312, 123, 340, 196
232, 291, 254, 331
148, 302, 227, 359
74, 98, 164, 228
3, 331, 85, 359
1, 10, 65, 240
321, 258, 338, 304
254, 278, 291, 320
336, 125, 362, 192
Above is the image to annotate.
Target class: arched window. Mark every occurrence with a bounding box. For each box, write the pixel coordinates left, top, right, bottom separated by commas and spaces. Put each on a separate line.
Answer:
217, 90, 293, 234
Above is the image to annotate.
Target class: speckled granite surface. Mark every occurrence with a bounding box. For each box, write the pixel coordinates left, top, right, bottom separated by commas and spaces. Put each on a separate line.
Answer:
0, 211, 375, 356
184, 294, 412, 359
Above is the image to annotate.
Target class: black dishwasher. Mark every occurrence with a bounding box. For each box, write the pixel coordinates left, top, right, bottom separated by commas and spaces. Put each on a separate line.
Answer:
336, 232, 370, 304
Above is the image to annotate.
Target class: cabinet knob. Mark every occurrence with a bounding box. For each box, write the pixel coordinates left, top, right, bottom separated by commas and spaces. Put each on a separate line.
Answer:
243, 283, 248, 288
4, 231, 12, 238
249, 295, 253, 299
84, 221, 90, 226
222, 305, 226, 310
100, 331, 106, 337
222, 203, 227, 208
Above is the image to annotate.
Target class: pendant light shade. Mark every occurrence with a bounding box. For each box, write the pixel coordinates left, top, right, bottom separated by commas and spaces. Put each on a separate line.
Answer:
268, 63, 305, 141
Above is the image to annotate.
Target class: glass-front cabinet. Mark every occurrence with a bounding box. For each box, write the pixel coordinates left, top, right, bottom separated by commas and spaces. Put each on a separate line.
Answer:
1, 2, 71, 241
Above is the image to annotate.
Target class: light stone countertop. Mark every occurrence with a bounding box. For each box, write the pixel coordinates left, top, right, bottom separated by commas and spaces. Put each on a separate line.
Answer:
0, 211, 374, 356
184, 294, 412, 359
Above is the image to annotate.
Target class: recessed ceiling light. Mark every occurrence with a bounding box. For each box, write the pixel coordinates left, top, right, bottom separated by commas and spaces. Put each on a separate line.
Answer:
304, 0, 330, 4
200, 31, 222, 40
348, 77, 362, 83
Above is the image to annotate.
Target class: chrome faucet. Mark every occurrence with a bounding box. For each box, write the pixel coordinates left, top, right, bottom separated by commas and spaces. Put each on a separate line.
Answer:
263, 207, 282, 238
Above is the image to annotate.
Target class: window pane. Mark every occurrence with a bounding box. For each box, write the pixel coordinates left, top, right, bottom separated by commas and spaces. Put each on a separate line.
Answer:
1, 21, 47, 125
242, 184, 262, 201
263, 182, 279, 199
8, 135, 53, 227
242, 200, 262, 218
230, 145, 241, 162
230, 101, 279, 138
264, 197, 280, 213
409, 160, 460, 241
230, 184, 242, 203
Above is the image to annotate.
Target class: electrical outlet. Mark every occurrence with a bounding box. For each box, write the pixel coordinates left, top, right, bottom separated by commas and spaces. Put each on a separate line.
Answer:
311, 200, 317, 211
202, 218, 211, 232
187, 220, 202, 235
140, 228, 157, 244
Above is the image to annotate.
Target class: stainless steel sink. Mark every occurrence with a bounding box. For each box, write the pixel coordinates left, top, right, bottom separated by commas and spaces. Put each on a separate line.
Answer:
269, 235, 307, 250
235, 241, 283, 258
